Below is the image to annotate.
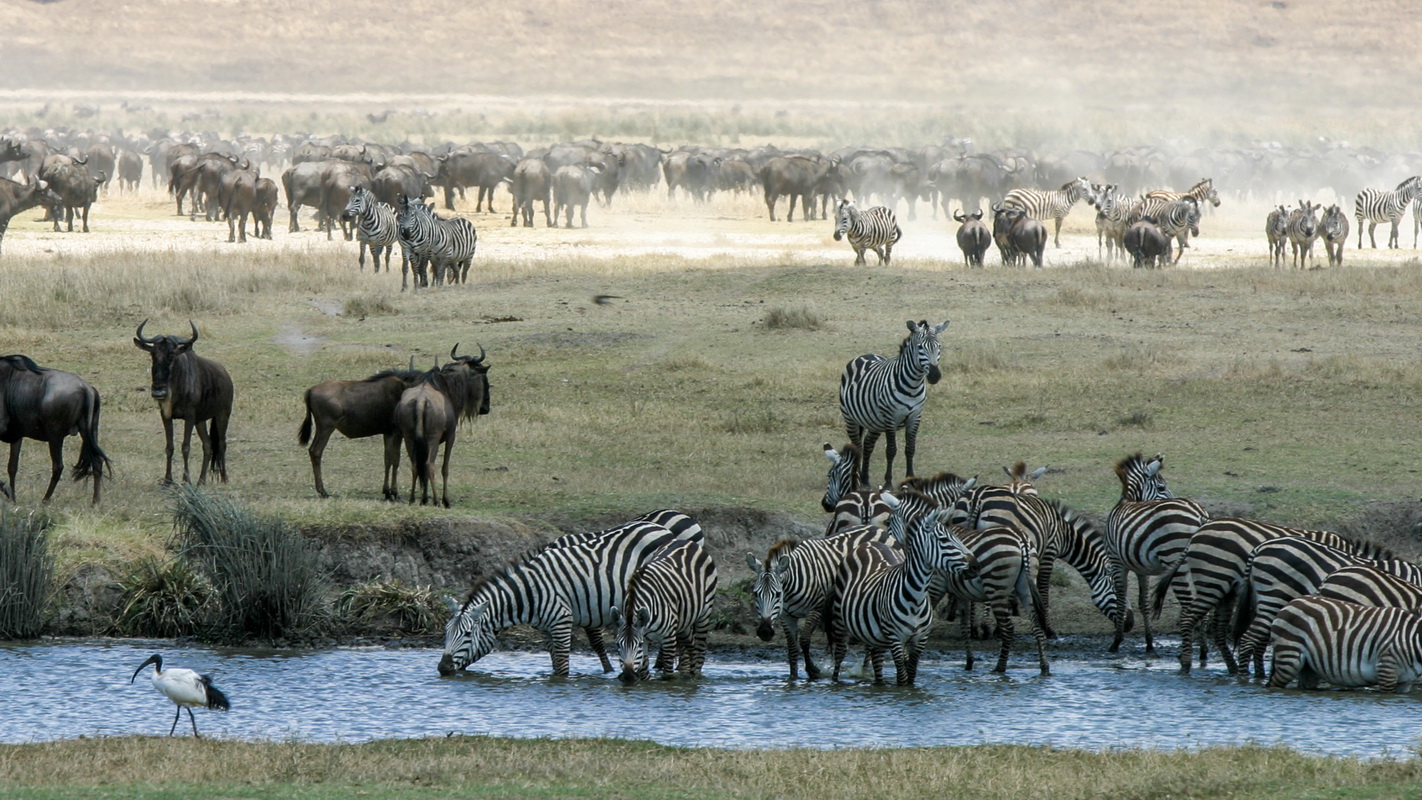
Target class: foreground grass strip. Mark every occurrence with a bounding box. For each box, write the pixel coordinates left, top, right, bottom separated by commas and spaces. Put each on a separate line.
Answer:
2, 737, 1421, 800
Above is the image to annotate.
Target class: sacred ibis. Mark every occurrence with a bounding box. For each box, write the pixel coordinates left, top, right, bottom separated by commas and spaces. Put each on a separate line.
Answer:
130, 653, 231, 737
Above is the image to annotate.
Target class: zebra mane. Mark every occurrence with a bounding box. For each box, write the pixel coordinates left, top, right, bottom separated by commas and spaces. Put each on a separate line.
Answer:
899, 471, 971, 493
1113, 453, 1146, 483
1048, 498, 1101, 536
623, 564, 648, 620
896, 322, 930, 357
459, 544, 549, 608
765, 537, 800, 562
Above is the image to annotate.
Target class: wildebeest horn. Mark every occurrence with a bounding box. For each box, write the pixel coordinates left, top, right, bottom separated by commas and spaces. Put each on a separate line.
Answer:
135, 319, 157, 344
450, 343, 460, 360
185, 320, 199, 345
471, 344, 486, 364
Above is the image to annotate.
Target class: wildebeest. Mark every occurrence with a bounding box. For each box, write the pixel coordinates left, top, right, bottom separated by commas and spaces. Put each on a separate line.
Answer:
1123, 218, 1171, 268
133, 321, 234, 485
222, 169, 260, 243
395, 346, 492, 507
252, 177, 278, 240
437, 150, 515, 212
552, 164, 601, 228
991, 205, 1047, 267
43, 162, 103, 233
952, 208, 990, 267
760, 155, 840, 222
509, 157, 552, 227
298, 360, 429, 500
0, 177, 60, 256
0, 354, 111, 505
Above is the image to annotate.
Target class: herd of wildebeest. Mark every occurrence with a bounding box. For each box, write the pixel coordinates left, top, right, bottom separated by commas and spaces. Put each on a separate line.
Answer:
5, 124, 1422, 272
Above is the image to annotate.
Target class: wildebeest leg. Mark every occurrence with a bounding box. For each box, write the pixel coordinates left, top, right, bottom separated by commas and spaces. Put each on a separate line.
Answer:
185, 419, 204, 484
210, 414, 230, 483
438, 433, 454, 508
41, 438, 64, 503
307, 423, 335, 498
6, 441, 21, 501
381, 432, 401, 501
161, 415, 177, 484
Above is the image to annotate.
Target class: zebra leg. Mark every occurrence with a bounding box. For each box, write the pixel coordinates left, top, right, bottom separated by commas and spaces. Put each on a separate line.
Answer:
890, 642, 911, 686
1053, 216, 1063, 248
547, 621, 574, 677
801, 609, 823, 679
869, 648, 886, 685
1139, 573, 1155, 655
880, 429, 898, 492
1377, 650, 1403, 693
1109, 567, 1131, 654
584, 626, 613, 673
902, 418, 920, 482
852, 244, 866, 266
856, 431, 881, 492
992, 603, 1014, 673
781, 617, 802, 679
1035, 556, 1057, 639
1211, 602, 1240, 674
1267, 642, 1301, 688
687, 621, 710, 677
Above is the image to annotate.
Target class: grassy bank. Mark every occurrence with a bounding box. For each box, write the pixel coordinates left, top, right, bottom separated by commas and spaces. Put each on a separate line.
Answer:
2, 736, 1420, 800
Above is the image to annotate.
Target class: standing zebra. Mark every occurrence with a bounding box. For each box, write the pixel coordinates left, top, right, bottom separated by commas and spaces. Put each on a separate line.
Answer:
1354, 175, 1422, 249
396, 196, 477, 287
1144, 178, 1222, 210
746, 523, 896, 679
438, 515, 700, 677
820, 443, 897, 534
1092, 185, 1132, 262
342, 186, 402, 277
838, 320, 950, 492
832, 200, 901, 266
1104, 453, 1208, 655
1152, 518, 1398, 674
927, 524, 1051, 674
611, 539, 718, 683
1265, 205, 1289, 268
1286, 200, 1319, 269
1318, 203, 1350, 267
1268, 596, 1422, 692
1316, 564, 1422, 611
1001, 176, 1093, 248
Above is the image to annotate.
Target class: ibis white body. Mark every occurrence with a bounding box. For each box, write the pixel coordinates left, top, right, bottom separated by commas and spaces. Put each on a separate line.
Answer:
130, 653, 230, 737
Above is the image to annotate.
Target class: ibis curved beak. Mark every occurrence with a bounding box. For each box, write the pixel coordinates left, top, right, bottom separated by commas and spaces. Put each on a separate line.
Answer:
131, 654, 161, 683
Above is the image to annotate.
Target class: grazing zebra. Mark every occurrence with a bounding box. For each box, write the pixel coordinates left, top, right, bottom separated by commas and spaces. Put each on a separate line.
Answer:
830, 491, 976, 685
396, 196, 478, 287
342, 185, 402, 276
438, 516, 700, 677
839, 320, 950, 492
1265, 205, 1289, 268
1268, 597, 1422, 692
1354, 175, 1422, 249
927, 524, 1051, 674
1145, 178, 1222, 209
832, 200, 901, 266
1318, 203, 1350, 267
746, 523, 895, 679
1285, 200, 1319, 269
1127, 196, 1200, 263
1151, 518, 1398, 674
1105, 453, 1208, 655
1002, 176, 1093, 248
610, 539, 718, 682
1316, 564, 1422, 611
820, 442, 896, 534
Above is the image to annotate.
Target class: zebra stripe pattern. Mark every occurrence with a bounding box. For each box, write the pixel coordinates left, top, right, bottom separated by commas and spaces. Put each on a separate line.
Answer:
1002, 176, 1093, 247
1127, 196, 1200, 263
1268, 596, 1422, 691
1104, 453, 1208, 655
439, 514, 701, 676
830, 491, 975, 685
1092, 184, 1132, 261
1318, 203, 1349, 267
839, 320, 949, 492
396, 196, 478, 287
1144, 178, 1221, 208
1265, 205, 1289, 268
342, 185, 401, 277
820, 442, 896, 534
1316, 564, 1422, 611
1151, 517, 1398, 674
833, 200, 902, 266
927, 524, 1051, 674
1285, 200, 1318, 268
611, 538, 718, 682
746, 524, 895, 679
1354, 175, 1422, 249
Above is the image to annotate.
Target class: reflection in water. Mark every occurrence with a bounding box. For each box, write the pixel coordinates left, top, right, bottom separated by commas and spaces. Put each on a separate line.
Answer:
1, 641, 1417, 757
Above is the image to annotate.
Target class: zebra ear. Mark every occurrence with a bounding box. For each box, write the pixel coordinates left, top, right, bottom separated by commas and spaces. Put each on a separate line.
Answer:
1146, 460, 1162, 477
934, 320, 950, 334
444, 596, 461, 615
745, 552, 762, 572
636, 607, 652, 627
774, 554, 791, 575
905, 320, 917, 333
1030, 466, 1048, 481
963, 477, 976, 490
880, 492, 900, 509
609, 606, 622, 626
824, 444, 839, 465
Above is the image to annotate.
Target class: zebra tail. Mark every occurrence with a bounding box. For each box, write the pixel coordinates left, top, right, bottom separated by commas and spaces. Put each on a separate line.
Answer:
71, 390, 112, 481
1150, 558, 1182, 620
297, 392, 314, 445
1229, 572, 1255, 646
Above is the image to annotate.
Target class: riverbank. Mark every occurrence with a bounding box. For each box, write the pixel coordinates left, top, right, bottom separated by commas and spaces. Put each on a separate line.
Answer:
3, 736, 1419, 800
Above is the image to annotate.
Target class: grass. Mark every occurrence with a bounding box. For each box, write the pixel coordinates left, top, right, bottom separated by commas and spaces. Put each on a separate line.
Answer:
0, 507, 52, 639
2, 736, 1421, 799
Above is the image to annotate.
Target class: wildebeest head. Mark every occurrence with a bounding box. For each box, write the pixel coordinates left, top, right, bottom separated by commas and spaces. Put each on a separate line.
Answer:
133, 319, 197, 401
443, 343, 491, 417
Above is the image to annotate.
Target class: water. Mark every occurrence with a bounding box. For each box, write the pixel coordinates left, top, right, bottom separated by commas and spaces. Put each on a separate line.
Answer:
2, 639, 1418, 757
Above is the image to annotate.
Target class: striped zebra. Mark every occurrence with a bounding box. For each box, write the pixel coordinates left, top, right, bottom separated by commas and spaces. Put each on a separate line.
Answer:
396, 196, 478, 287
1144, 178, 1221, 209
1092, 184, 1132, 262
610, 538, 718, 682
1104, 453, 1208, 655
1268, 596, 1422, 692
1318, 203, 1349, 267
833, 200, 901, 266
1151, 518, 1398, 674
1316, 564, 1422, 611
746, 523, 895, 679
1265, 205, 1289, 268
820, 442, 896, 534
438, 514, 700, 676
927, 523, 1051, 674
1286, 200, 1319, 269
1354, 175, 1422, 249
1002, 176, 1094, 248
1126, 196, 1200, 263
839, 320, 950, 492
342, 185, 402, 277
829, 490, 976, 685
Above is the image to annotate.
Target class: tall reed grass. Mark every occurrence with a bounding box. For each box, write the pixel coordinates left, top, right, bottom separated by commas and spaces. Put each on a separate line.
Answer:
0, 506, 53, 639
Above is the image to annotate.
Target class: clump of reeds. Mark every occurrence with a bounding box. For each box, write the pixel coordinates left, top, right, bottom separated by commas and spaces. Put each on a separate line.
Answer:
0, 506, 53, 639
116, 556, 212, 639
763, 306, 823, 331
336, 579, 445, 636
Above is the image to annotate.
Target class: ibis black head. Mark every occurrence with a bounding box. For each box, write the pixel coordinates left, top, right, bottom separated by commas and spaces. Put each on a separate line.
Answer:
131, 653, 162, 683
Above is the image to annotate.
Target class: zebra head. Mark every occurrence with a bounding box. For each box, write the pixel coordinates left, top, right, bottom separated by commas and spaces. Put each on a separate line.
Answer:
1002, 462, 1046, 495
1193, 179, 1221, 208
821, 442, 858, 511
746, 548, 791, 641
902, 319, 949, 385
931, 510, 979, 580
610, 605, 653, 684
1114, 453, 1172, 502
342, 185, 368, 221
832, 199, 858, 241
437, 597, 499, 675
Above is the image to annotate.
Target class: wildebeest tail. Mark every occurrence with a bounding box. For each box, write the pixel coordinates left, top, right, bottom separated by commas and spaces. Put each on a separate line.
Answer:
298, 391, 314, 445
71, 388, 112, 481
410, 398, 431, 484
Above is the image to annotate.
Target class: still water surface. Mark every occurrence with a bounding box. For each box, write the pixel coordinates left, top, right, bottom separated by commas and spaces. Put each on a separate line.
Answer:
2, 640, 1417, 757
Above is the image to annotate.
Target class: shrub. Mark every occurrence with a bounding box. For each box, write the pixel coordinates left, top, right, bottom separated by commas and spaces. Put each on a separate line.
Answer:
336, 579, 445, 636
116, 556, 212, 639
0, 507, 53, 639
763, 306, 823, 331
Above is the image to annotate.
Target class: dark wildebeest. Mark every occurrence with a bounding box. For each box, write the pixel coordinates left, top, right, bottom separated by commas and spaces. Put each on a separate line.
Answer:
116, 148, 144, 194
222, 169, 260, 243
44, 162, 103, 233
252, 177, 278, 240
437, 150, 515, 212
552, 164, 601, 228
0, 177, 60, 256
133, 321, 234, 485
953, 208, 991, 267
395, 346, 492, 507
509, 157, 552, 227
0, 354, 111, 505
760, 155, 840, 222
1123, 218, 1171, 269
991, 205, 1047, 267
298, 362, 422, 500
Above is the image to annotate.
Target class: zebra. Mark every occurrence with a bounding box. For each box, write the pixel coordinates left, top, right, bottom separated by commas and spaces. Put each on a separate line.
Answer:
1354, 175, 1422, 249
610, 538, 718, 683
396, 196, 478, 287
829, 490, 976, 685
438, 515, 700, 677
745, 523, 895, 679
1151, 518, 1398, 675
1285, 200, 1319, 269
820, 442, 896, 534
1002, 176, 1093, 248
1144, 178, 1222, 209
342, 186, 403, 278
1126, 196, 1200, 263
1105, 453, 1208, 655
1316, 564, 1422, 612
1265, 205, 1289, 268
838, 320, 950, 492
1268, 596, 1422, 692
832, 199, 901, 266
1091, 184, 1132, 262
1318, 203, 1350, 267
